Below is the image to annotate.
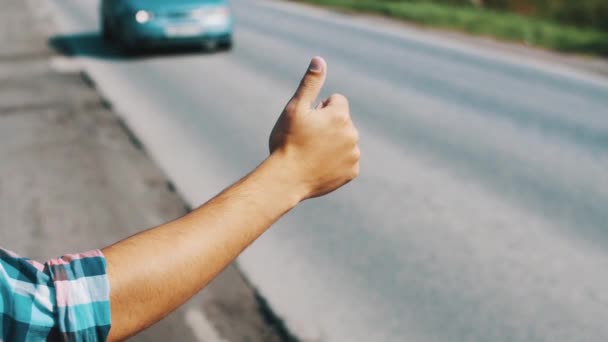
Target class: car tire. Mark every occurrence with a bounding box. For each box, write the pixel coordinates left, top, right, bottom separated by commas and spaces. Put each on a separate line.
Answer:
218, 39, 233, 51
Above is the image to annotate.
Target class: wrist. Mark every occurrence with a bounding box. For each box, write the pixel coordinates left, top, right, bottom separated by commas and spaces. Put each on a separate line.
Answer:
260, 151, 309, 207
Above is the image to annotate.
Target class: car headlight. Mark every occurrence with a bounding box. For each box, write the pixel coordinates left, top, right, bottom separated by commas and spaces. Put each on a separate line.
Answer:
206, 6, 230, 17
135, 10, 153, 24
202, 6, 230, 25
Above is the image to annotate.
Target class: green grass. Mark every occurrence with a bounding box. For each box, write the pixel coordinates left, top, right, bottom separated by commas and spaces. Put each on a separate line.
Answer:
293, 0, 608, 56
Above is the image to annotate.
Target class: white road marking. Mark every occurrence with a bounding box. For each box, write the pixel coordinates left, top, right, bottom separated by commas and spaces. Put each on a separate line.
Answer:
185, 308, 228, 342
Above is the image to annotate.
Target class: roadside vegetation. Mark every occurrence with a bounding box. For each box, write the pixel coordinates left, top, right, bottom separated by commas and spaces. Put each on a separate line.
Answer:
293, 0, 608, 56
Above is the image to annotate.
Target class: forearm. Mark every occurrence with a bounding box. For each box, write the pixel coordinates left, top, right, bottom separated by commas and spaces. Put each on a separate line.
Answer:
103, 152, 303, 341
100, 56, 359, 341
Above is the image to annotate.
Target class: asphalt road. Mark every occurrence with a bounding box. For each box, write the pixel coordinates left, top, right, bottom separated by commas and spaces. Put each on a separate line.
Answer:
45, 0, 608, 341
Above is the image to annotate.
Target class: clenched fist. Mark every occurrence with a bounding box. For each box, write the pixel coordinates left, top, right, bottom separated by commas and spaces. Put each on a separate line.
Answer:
269, 57, 360, 200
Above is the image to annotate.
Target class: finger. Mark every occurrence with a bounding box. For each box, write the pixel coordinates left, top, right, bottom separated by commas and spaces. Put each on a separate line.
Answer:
290, 56, 327, 109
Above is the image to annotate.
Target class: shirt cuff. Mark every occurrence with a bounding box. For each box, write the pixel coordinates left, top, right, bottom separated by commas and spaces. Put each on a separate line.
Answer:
45, 250, 111, 341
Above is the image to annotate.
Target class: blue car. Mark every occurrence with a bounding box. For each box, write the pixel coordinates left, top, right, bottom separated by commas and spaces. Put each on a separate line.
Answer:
100, 0, 234, 51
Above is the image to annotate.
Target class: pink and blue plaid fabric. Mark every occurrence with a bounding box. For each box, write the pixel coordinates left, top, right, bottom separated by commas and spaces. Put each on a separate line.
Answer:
0, 248, 111, 341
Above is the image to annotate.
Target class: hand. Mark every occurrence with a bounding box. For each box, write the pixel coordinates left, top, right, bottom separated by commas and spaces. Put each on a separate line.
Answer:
104, 59, 359, 342
269, 56, 360, 200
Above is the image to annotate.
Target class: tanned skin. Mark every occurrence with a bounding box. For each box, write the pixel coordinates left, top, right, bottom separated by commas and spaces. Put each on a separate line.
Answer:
103, 57, 360, 341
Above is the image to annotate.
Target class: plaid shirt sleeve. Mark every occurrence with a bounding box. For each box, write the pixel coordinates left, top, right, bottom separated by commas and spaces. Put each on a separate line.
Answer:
0, 248, 111, 341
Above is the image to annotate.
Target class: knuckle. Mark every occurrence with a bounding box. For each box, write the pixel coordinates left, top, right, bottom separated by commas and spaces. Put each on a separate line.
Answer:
353, 147, 361, 159
284, 101, 299, 114
325, 94, 351, 122
351, 164, 360, 179
333, 108, 351, 124
350, 128, 360, 142
343, 127, 358, 144
330, 93, 348, 105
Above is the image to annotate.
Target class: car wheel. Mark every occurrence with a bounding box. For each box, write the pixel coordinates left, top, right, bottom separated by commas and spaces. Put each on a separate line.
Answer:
218, 39, 233, 51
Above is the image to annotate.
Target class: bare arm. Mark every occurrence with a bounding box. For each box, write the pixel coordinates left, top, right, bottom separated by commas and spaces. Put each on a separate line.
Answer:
103, 57, 360, 341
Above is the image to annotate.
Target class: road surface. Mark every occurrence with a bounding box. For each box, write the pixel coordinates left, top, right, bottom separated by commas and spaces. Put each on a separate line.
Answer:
45, 0, 608, 341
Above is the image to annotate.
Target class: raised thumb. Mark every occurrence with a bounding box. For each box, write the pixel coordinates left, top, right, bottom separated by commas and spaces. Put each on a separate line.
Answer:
290, 56, 327, 108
